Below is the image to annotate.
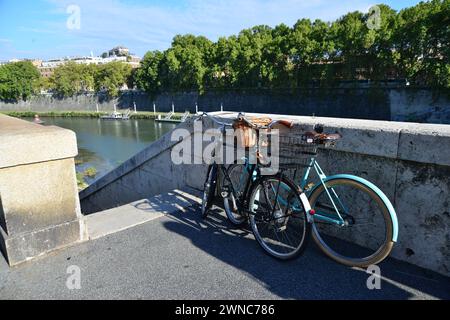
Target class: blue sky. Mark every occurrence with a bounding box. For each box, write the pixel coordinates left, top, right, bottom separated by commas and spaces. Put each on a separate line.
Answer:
0, 0, 423, 61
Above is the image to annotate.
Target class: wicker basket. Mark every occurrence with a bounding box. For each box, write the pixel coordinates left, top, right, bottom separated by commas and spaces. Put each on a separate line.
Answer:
232, 116, 272, 148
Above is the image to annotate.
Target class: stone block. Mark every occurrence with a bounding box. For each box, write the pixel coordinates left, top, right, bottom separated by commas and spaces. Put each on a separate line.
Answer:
392, 161, 450, 276
0, 114, 86, 266
0, 219, 84, 266
398, 125, 450, 166
0, 158, 80, 235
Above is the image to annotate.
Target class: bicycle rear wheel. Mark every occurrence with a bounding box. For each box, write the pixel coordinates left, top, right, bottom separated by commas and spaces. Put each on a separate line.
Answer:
309, 177, 395, 267
201, 164, 218, 219
248, 175, 311, 260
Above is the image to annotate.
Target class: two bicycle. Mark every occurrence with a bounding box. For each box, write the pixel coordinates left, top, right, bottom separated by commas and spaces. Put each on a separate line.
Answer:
200, 112, 399, 268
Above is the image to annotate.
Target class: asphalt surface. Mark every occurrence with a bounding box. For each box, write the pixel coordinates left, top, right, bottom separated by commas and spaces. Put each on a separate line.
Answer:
0, 198, 449, 300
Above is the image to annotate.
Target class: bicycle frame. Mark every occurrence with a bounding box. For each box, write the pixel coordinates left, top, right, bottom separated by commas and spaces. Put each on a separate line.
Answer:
299, 158, 347, 226
235, 156, 348, 226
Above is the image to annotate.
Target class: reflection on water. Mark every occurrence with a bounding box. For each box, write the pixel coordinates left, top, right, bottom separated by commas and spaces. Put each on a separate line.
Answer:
32, 118, 177, 184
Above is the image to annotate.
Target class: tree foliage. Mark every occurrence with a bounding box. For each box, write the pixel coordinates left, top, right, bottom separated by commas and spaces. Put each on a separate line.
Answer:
0, 61, 40, 101
133, 0, 449, 93
1, 1, 448, 102
49, 61, 131, 98
94, 62, 132, 97
50, 62, 96, 97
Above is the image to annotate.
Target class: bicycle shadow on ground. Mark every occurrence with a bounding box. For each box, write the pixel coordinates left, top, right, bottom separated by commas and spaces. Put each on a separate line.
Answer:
158, 192, 450, 300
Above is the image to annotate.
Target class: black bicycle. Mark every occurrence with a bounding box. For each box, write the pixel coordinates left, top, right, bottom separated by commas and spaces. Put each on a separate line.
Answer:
199, 112, 314, 260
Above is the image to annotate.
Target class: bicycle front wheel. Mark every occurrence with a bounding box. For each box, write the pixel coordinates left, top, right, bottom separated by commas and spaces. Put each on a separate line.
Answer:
248, 175, 311, 260
309, 177, 395, 267
223, 164, 250, 226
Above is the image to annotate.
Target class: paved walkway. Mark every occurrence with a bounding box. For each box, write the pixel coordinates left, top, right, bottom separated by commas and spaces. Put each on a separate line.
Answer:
1, 190, 449, 300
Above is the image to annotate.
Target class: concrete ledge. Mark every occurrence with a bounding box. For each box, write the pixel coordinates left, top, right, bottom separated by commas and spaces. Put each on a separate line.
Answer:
398, 125, 450, 166
0, 158, 81, 235
0, 114, 77, 168
0, 114, 85, 266
215, 112, 450, 165
0, 219, 85, 266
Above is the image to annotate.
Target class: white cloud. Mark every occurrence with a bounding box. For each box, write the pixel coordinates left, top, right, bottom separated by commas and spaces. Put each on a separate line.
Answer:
37, 0, 375, 58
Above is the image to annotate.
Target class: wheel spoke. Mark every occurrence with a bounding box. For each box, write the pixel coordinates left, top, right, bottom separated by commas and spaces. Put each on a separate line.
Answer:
249, 176, 309, 260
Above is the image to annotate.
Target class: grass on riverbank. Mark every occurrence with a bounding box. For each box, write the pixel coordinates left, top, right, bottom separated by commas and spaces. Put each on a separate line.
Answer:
0, 110, 187, 120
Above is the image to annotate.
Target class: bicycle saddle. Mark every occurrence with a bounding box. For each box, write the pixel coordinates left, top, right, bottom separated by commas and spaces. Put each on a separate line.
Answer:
304, 131, 342, 144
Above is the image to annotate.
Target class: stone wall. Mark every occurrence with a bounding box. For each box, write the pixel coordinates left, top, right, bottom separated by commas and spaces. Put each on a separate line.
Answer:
0, 115, 87, 265
79, 112, 450, 277
1, 87, 449, 124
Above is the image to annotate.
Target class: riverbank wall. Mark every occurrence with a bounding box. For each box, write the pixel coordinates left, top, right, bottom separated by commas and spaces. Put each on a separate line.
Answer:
79, 112, 450, 277
0, 87, 449, 124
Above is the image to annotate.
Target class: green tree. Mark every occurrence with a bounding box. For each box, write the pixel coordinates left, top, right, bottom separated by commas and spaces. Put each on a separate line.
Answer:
204, 35, 241, 89
130, 1, 449, 91
160, 35, 213, 93
50, 62, 95, 97
393, 0, 449, 87
94, 62, 132, 97
133, 50, 164, 95
0, 61, 40, 101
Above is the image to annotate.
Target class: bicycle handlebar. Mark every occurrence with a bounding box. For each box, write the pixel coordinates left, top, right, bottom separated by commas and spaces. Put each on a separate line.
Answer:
270, 119, 294, 129
237, 112, 294, 129
197, 112, 341, 144
197, 112, 234, 127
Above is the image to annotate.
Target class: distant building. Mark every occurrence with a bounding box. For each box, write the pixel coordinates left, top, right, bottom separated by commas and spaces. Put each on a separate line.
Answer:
127, 55, 141, 69
0, 58, 42, 68
108, 46, 129, 57
40, 59, 68, 77
37, 46, 141, 77
29, 59, 43, 68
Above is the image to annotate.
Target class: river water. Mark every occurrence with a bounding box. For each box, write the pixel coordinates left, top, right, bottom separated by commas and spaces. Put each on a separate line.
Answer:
33, 118, 177, 185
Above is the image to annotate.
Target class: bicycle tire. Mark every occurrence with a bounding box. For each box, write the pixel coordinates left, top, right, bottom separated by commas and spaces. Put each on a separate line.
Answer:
248, 175, 311, 260
309, 177, 395, 267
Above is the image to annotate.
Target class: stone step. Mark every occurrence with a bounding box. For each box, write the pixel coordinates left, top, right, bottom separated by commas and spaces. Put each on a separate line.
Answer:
85, 188, 202, 240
